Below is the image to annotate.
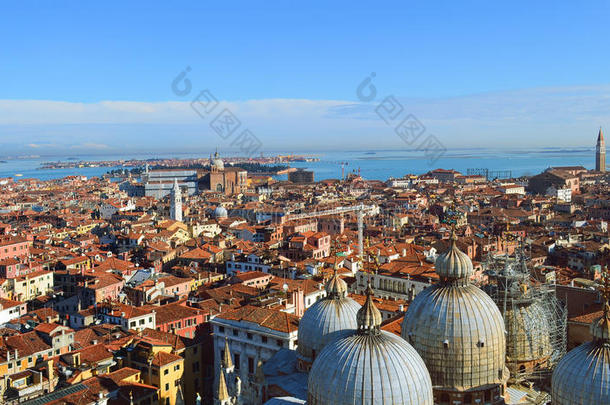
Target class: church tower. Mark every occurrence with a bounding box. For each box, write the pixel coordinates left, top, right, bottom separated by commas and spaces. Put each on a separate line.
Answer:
170, 179, 183, 222
596, 127, 606, 172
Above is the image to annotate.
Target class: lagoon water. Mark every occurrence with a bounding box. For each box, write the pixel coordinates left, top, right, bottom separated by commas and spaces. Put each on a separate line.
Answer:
0, 147, 597, 182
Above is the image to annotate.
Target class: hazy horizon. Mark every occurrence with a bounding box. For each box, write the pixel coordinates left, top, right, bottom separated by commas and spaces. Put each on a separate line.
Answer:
2, 1, 610, 155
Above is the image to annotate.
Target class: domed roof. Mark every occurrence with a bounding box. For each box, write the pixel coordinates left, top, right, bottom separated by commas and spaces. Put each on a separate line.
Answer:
434, 230, 473, 280
402, 232, 507, 392
552, 339, 610, 404
552, 275, 610, 405
214, 206, 228, 218
308, 285, 433, 405
504, 300, 552, 372
211, 150, 224, 170
297, 270, 361, 365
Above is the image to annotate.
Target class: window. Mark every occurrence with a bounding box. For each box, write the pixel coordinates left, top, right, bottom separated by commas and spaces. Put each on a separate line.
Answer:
175, 379, 180, 387
164, 369, 169, 375
276, 339, 283, 347
174, 364, 180, 371
139, 319, 145, 325
218, 326, 225, 333
165, 383, 169, 391
261, 336, 268, 344
248, 357, 254, 374
234, 354, 240, 370
247, 333, 253, 340
232, 329, 238, 337
130, 321, 136, 328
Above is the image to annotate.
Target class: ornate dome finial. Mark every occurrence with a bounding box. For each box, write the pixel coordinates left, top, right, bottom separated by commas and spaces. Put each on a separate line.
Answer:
356, 279, 382, 335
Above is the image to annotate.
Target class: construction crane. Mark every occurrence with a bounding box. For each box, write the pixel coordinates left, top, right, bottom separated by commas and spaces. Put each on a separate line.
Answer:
325, 160, 350, 181
285, 204, 376, 260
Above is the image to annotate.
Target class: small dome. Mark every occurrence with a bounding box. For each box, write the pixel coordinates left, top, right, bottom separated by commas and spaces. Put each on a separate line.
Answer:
435, 231, 473, 280
214, 206, 228, 218
211, 150, 224, 170
308, 287, 434, 405
356, 283, 382, 334
297, 272, 361, 367
325, 270, 348, 297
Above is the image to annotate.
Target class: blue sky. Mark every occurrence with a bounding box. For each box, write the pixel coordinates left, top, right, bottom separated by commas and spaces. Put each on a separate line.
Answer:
1, 1, 610, 155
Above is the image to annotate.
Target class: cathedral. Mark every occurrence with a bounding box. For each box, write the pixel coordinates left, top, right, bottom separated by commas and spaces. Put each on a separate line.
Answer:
198, 151, 248, 195
213, 232, 610, 405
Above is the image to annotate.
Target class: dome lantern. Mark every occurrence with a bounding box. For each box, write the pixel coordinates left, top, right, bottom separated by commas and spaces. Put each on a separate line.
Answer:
434, 228, 474, 282
325, 265, 348, 299
356, 281, 382, 335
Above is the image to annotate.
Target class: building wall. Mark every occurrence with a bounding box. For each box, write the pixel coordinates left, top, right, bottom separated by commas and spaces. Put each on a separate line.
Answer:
211, 318, 298, 395
0, 240, 30, 261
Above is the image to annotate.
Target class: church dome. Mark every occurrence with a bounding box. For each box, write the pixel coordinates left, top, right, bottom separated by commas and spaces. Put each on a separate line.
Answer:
552, 281, 610, 405
307, 284, 434, 405
214, 206, 228, 218
503, 299, 553, 375
297, 270, 361, 369
402, 230, 508, 397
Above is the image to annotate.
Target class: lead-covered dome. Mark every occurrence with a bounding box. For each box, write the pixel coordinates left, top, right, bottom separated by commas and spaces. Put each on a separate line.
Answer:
214, 206, 228, 218
402, 230, 508, 398
296, 270, 361, 371
308, 284, 433, 405
552, 292, 610, 404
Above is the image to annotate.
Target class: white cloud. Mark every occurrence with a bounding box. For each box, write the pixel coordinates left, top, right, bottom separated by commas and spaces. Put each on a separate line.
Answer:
0, 84, 609, 152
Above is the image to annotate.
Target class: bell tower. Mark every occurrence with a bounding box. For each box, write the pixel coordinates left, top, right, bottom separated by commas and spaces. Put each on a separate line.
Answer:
170, 179, 183, 222
596, 127, 606, 172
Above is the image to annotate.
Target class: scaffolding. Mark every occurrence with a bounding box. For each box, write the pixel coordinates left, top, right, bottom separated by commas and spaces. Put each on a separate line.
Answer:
482, 250, 567, 385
